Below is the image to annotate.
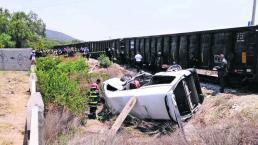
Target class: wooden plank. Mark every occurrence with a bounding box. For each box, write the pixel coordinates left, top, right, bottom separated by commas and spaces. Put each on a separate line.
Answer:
109, 96, 137, 135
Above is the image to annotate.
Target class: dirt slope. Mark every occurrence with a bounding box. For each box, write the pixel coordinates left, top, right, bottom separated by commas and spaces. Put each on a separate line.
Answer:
0, 71, 30, 145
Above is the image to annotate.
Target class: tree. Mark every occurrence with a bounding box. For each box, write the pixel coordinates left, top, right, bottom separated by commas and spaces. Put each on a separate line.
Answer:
0, 33, 15, 48
27, 11, 46, 37
0, 8, 63, 49
8, 11, 46, 48
0, 8, 11, 34
27, 37, 46, 51
9, 12, 32, 48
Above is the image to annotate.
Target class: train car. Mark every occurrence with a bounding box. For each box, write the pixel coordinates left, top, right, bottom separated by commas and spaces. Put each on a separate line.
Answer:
117, 39, 125, 64
144, 37, 151, 65
150, 36, 157, 66
163, 35, 170, 65
129, 38, 136, 63
182, 26, 258, 83
54, 25, 258, 83
135, 38, 140, 54
170, 35, 179, 64
178, 35, 189, 68
199, 33, 212, 68
123, 38, 130, 62
188, 34, 200, 68
139, 38, 145, 55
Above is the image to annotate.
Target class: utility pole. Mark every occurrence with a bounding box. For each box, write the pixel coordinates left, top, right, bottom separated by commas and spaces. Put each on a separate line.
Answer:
251, 0, 257, 25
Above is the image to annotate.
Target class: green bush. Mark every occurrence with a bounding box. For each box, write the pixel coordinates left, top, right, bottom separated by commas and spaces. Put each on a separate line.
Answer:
36, 57, 88, 114
58, 58, 88, 74
36, 57, 61, 72
98, 54, 112, 68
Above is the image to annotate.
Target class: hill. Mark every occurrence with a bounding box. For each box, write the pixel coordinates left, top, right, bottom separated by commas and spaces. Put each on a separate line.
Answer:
46, 29, 76, 42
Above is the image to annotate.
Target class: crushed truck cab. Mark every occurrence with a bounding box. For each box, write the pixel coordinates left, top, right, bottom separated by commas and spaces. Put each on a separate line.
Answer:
103, 69, 204, 122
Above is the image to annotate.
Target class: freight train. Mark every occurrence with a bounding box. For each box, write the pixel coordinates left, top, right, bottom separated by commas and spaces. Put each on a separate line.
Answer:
53, 25, 258, 83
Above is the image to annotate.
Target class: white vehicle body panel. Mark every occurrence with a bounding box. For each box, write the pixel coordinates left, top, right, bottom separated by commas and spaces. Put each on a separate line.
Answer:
103, 70, 202, 121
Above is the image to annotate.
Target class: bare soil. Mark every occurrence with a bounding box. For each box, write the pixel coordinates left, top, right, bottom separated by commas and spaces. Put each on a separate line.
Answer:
0, 71, 29, 145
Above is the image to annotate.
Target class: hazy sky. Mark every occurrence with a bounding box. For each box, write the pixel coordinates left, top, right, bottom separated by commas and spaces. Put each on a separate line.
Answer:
0, 0, 255, 41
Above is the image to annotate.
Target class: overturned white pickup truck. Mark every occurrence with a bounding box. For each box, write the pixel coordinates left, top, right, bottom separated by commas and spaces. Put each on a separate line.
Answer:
103, 69, 204, 122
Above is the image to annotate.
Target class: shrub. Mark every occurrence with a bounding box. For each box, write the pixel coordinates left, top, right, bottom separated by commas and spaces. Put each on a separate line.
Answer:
36, 57, 88, 114
98, 54, 112, 68
36, 57, 61, 72
58, 58, 87, 74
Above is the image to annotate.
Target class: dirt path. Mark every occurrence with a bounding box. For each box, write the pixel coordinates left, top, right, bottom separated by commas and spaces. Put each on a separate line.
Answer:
0, 71, 30, 145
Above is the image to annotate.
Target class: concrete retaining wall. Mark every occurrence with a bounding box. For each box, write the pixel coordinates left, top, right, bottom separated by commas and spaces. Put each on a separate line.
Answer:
0, 48, 32, 71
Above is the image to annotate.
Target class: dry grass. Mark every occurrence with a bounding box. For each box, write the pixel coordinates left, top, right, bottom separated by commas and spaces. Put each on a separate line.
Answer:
196, 121, 258, 145
185, 91, 258, 145
68, 132, 129, 145
43, 107, 81, 145
67, 130, 188, 145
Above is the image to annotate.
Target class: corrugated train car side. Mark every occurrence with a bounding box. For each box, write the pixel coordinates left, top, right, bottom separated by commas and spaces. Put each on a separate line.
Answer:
53, 26, 258, 83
